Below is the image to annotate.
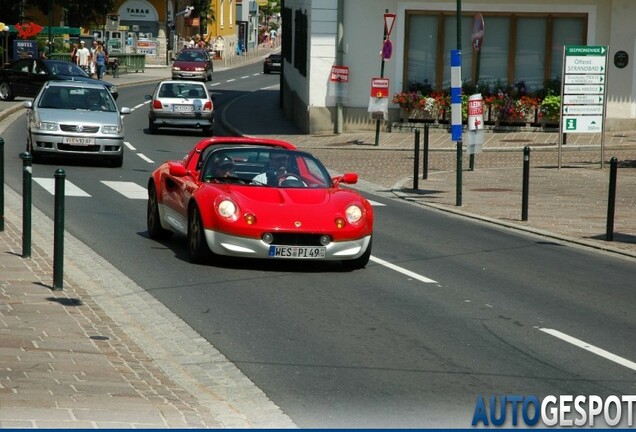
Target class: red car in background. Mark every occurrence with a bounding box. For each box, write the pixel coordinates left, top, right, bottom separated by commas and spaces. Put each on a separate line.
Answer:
171, 48, 214, 82
147, 137, 373, 269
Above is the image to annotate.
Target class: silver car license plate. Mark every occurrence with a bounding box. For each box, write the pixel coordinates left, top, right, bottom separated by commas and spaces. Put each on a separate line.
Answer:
173, 104, 194, 112
268, 246, 326, 259
63, 137, 95, 145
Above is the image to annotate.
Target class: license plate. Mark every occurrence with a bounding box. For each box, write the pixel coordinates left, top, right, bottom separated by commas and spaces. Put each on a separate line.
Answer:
173, 104, 194, 112
63, 137, 95, 145
268, 246, 326, 259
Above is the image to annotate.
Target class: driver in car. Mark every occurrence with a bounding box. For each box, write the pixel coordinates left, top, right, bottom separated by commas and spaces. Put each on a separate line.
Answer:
253, 153, 290, 186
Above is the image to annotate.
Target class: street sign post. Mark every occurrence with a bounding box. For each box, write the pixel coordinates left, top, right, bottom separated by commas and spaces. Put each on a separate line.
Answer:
560, 45, 609, 168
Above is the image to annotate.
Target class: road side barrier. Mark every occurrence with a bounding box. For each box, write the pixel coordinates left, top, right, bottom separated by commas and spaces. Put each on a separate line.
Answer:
19, 152, 32, 258
422, 124, 429, 180
53, 169, 66, 290
522, 146, 530, 221
0, 137, 4, 232
606, 157, 618, 242
413, 129, 420, 190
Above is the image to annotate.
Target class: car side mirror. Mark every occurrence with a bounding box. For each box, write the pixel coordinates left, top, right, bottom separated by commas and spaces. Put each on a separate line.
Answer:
23, 101, 33, 109
168, 162, 188, 177
120, 107, 132, 115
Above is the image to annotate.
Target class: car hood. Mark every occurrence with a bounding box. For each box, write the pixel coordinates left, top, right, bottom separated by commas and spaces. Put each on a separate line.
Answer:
173, 61, 206, 69
56, 74, 114, 89
37, 108, 122, 125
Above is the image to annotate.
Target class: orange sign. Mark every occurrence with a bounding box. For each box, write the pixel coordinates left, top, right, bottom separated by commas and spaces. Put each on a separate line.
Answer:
15, 22, 43, 39
370, 77, 389, 98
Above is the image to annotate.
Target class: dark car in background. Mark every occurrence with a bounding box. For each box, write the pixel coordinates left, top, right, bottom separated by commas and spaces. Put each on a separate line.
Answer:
263, 54, 282, 74
171, 49, 214, 82
0, 58, 118, 101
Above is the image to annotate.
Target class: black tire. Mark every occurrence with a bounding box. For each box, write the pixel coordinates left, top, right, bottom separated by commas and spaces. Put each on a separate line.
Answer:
342, 236, 372, 270
109, 152, 124, 168
147, 184, 173, 240
187, 205, 212, 263
0, 80, 14, 101
148, 118, 157, 134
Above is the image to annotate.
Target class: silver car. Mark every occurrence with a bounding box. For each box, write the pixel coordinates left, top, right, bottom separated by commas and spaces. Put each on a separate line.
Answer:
146, 80, 215, 135
25, 80, 131, 167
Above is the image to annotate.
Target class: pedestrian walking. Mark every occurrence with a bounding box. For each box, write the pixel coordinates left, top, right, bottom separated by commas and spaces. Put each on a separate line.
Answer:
89, 40, 98, 77
269, 28, 277, 47
70, 43, 78, 64
76, 40, 92, 73
94, 43, 108, 80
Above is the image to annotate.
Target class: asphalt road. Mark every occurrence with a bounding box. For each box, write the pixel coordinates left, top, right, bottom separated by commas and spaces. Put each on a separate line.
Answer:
2, 62, 636, 427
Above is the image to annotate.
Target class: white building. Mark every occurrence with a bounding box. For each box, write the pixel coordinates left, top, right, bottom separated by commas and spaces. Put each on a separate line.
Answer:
281, 0, 636, 133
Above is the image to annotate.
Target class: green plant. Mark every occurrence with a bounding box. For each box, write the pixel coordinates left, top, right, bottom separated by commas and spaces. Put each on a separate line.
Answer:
540, 92, 561, 121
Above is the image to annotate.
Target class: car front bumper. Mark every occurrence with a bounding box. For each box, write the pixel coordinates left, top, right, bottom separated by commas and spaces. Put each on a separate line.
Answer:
172, 71, 208, 80
29, 132, 124, 157
204, 229, 372, 261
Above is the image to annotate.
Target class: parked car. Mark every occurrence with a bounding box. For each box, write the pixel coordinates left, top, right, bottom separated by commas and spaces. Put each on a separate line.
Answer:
147, 137, 374, 269
0, 58, 118, 101
24, 80, 131, 167
146, 80, 215, 135
263, 53, 282, 74
171, 49, 214, 82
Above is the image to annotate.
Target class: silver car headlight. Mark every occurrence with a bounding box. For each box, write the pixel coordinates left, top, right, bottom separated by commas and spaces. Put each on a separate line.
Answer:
172, 66, 181, 71
102, 124, 122, 134
36, 121, 58, 131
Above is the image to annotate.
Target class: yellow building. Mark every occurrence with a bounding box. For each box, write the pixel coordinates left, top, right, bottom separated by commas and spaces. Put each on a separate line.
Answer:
206, 0, 237, 58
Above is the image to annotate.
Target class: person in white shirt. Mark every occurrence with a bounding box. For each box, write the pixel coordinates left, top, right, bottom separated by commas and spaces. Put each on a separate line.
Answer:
76, 41, 92, 73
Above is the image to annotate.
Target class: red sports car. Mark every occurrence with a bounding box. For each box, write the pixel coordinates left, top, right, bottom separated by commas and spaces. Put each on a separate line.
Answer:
147, 137, 374, 269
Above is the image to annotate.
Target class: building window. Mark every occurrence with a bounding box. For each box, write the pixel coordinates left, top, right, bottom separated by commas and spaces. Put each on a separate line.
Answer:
230, 0, 233, 27
403, 11, 587, 95
220, 0, 225, 28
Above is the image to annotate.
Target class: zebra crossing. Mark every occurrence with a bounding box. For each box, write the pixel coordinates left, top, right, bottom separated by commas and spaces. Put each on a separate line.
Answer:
31, 177, 387, 206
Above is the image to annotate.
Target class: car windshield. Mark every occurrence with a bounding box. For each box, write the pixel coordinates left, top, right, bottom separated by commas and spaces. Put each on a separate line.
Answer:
49, 61, 88, 77
158, 83, 206, 99
38, 86, 116, 112
200, 148, 332, 188
177, 51, 206, 62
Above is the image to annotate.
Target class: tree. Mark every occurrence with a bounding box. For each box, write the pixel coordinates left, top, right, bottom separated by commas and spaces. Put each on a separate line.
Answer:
22, 0, 117, 28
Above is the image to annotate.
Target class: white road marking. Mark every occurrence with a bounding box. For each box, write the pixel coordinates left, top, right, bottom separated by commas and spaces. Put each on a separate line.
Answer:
209, 82, 221, 87
33, 178, 91, 197
540, 328, 636, 372
125, 142, 136, 151
101, 181, 148, 200
370, 256, 437, 283
368, 199, 385, 206
253, 73, 260, 76
241, 75, 250, 79
227, 79, 236, 83
134, 103, 146, 109
137, 153, 154, 163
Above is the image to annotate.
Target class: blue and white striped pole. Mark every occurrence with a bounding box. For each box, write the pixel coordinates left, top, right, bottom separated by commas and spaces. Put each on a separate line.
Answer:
451, 49, 462, 206
450, 50, 462, 142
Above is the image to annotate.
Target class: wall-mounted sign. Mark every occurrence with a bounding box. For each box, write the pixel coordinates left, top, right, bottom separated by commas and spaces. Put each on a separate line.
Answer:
614, 50, 629, 69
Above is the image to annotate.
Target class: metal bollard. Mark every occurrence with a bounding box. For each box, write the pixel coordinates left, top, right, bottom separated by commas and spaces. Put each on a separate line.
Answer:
456, 141, 463, 206
19, 152, 33, 258
413, 129, 420, 190
422, 124, 429, 180
606, 157, 618, 242
0, 137, 4, 232
53, 169, 66, 290
521, 146, 530, 221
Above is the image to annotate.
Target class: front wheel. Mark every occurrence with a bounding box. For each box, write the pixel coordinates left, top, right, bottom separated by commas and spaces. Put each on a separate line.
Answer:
341, 237, 372, 270
0, 81, 14, 101
187, 205, 212, 263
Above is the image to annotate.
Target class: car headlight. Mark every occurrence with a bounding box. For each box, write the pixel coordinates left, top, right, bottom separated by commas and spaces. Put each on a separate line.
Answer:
217, 199, 238, 220
36, 121, 58, 131
102, 124, 122, 134
345, 204, 363, 224
172, 66, 181, 71
194, 67, 205, 71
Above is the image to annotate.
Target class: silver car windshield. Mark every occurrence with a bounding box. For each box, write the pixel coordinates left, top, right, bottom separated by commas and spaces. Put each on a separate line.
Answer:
38, 87, 117, 112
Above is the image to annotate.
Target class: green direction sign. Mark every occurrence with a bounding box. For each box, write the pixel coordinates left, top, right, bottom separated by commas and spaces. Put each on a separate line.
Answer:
566, 45, 607, 56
